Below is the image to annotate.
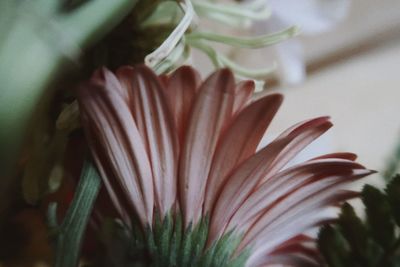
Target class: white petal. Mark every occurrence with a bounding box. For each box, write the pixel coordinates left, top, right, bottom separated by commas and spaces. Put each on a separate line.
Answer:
275, 40, 305, 85
268, 0, 351, 34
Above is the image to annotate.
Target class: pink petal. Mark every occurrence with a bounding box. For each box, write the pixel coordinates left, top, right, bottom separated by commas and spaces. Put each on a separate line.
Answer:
163, 66, 201, 141
209, 117, 332, 241
78, 74, 154, 226
116, 65, 178, 216
233, 80, 255, 114
240, 169, 372, 261
80, 104, 132, 227
311, 152, 357, 161
94, 67, 130, 103
179, 69, 235, 226
227, 159, 364, 232
203, 94, 283, 215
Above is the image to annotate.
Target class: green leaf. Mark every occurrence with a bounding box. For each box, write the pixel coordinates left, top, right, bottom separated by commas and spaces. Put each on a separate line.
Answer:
362, 185, 395, 249
338, 203, 369, 257
52, 159, 101, 267
338, 203, 383, 266
60, 0, 89, 12
386, 175, 400, 226
318, 225, 350, 267
0, 0, 138, 177
318, 177, 400, 267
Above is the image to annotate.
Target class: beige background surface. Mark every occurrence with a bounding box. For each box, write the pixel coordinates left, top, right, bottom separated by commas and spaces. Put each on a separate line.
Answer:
265, 38, 400, 187
197, 0, 400, 187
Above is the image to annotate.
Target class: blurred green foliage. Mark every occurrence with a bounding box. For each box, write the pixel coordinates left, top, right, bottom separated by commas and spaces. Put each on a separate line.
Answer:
318, 175, 400, 267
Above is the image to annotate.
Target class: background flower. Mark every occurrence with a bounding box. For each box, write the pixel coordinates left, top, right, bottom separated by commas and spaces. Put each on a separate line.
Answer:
247, 0, 351, 85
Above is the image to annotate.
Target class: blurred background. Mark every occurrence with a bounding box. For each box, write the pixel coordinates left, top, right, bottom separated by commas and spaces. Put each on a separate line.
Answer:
234, 0, 400, 187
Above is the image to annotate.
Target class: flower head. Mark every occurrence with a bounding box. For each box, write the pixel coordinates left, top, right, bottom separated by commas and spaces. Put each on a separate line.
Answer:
77, 65, 372, 266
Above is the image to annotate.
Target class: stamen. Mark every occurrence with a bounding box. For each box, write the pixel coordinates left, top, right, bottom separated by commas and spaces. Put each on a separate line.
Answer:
145, 0, 195, 68
185, 26, 299, 49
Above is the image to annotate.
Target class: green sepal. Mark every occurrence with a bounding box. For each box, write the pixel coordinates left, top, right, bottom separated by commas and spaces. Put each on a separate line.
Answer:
169, 213, 182, 266
101, 212, 249, 267
362, 184, 395, 249
159, 212, 174, 265
229, 249, 251, 267
213, 231, 240, 266
177, 222, 191, 267
200, 230, 243, 267
190, 215, 209, 265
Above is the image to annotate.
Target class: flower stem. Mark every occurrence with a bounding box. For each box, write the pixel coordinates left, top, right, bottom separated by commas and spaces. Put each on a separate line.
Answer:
52, 159, 101, 267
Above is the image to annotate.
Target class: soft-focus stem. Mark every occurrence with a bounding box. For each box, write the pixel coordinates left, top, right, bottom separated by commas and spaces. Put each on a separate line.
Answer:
52, 160, 101, 267
0, 0, 137, 176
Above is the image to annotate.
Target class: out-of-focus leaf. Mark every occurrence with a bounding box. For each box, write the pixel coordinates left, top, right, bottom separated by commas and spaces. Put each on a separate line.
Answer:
0, 0, 138, 177
338, 203, 383, 266
386, 175, 400, 226
362, 185, 395, 249
60, 0, 90, 12
318, 225, 350, 267
319, 175, 400, 267
338, 203, 369, 256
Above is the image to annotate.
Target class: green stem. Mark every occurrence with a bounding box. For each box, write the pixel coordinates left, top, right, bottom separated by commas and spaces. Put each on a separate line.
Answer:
53, 159, 101, 267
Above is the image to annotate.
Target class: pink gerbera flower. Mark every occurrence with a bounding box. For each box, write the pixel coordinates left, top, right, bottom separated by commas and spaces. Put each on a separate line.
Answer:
77, 65, 372, 266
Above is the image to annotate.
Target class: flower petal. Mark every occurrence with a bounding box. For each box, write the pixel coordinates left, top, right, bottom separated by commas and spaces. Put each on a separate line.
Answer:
227, 159, 364, 232
94, 67, 130, 103
233, 80, 255, 114
275, 40, 306, 85
209, 117, 332, 241
78, 73, 154, 226
163, 66, 201, 141
262, 236, 322, 266
80, 102, 132, 227
203, 94, 283, 214
268, 0, 351, 34
311, 152, 357, 161
241, 169, 372, 264
116, 65, 178, 216
179, 68, 235, 225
